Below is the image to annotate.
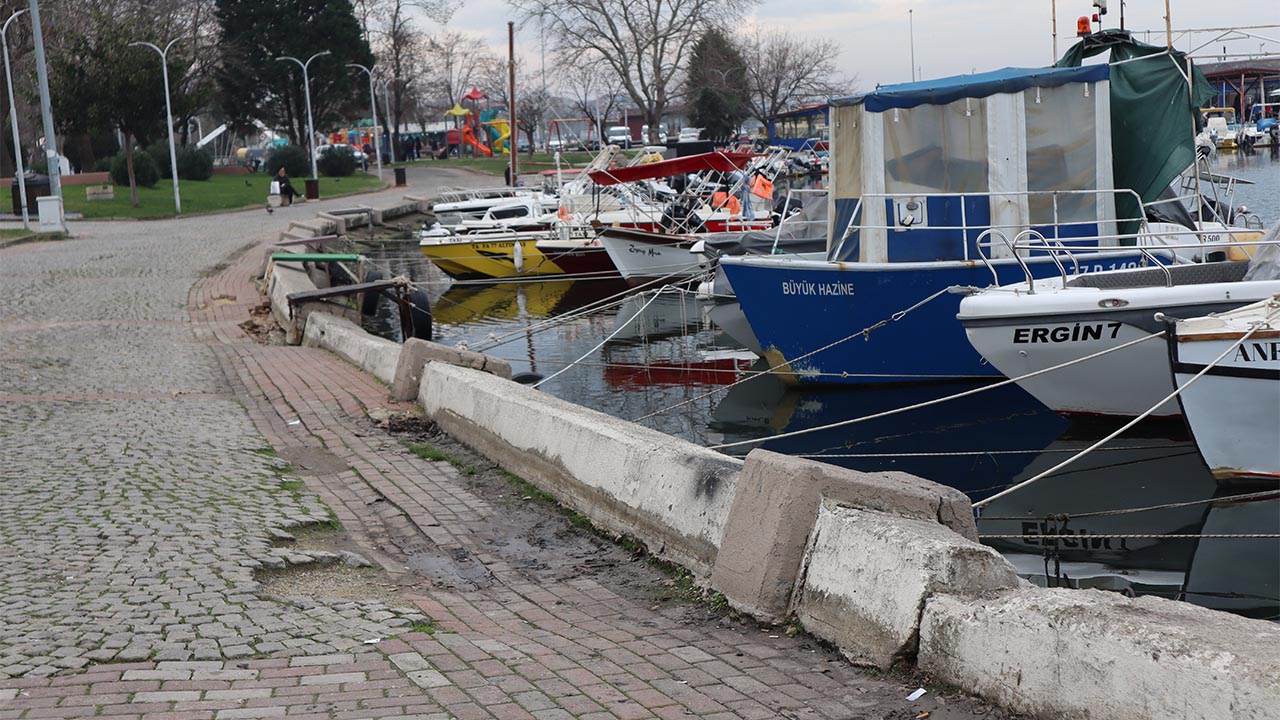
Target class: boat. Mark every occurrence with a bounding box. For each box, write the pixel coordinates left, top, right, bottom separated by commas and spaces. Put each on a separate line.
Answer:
722, 36, 1211, 385
1168, 293, 1280, 479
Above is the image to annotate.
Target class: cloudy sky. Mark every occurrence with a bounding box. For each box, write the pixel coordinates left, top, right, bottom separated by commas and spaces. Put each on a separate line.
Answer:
435, 0, 1276, 94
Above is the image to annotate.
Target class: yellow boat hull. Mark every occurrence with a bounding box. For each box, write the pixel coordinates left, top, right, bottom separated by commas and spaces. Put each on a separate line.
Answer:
420, 238, 566, 279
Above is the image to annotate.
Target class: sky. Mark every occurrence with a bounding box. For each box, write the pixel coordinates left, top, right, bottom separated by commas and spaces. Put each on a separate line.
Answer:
434, 0, 1277, 94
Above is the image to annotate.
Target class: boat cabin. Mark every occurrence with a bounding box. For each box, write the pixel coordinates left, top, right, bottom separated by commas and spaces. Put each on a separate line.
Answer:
827, 64, 1121, 263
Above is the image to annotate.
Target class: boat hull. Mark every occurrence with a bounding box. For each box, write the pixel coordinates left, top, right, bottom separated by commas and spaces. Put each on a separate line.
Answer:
1171, 313, 1280, 479
722, 252, 1159, 384
599, 233, 708, 285
961, 274, 1280, 416
420, 237, 565, 279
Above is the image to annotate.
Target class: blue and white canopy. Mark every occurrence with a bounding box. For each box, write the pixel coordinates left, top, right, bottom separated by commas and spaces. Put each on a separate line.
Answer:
833, 64, 1110, 113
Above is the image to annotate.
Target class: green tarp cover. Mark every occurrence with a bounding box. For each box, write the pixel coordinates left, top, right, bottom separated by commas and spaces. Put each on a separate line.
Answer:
1056, 30, 1214, 233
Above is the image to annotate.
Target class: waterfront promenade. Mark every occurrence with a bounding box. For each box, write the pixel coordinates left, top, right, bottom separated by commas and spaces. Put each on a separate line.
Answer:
0, 167, 1013, 719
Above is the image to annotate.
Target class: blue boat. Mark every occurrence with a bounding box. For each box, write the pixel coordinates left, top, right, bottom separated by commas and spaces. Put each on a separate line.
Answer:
722, 60, 1202, 384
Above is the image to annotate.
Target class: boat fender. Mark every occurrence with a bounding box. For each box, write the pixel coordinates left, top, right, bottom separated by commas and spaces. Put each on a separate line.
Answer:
511, 371, 543, 385
361, 268, 385, 316
513, 241, 525, 273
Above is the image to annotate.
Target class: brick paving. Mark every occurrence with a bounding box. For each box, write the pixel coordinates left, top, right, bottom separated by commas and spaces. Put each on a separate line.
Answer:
0, 167, 1012, 718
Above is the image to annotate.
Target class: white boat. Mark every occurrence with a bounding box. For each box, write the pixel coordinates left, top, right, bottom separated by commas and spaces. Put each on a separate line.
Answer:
959, 222, 1280, 417
1169, 293, 1280, 479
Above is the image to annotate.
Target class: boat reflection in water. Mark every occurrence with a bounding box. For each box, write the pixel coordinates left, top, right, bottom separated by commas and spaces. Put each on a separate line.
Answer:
709, 366, 1279, 619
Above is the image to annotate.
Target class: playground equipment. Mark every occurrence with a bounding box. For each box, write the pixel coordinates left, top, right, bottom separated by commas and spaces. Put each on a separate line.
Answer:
483, 119, 511, 154
460, 125, 493, 156
548, 117, 595, 151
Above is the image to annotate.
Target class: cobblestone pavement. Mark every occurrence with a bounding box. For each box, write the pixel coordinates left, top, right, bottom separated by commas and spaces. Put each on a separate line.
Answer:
0, 167, 1014, 718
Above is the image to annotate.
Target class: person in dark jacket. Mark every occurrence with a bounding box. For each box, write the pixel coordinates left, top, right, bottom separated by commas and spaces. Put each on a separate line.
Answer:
274, 167, 298, 205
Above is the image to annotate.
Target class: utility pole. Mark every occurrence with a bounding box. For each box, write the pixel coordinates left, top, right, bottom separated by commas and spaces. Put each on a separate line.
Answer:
508, 22, 517, 187
347, 63, 383, 179
28, 0, 62, 228
276, 50, 331, 179
3, 9, 28, 229
130, 39, 183, 214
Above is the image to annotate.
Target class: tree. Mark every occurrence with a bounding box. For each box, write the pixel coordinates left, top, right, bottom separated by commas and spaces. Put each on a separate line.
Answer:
511, 0, 759, 145
48, 11, 188, 205
686, 29, 748, 143
738, 28, 851, 127
422, 31, 489, 111
215, 0, 374, 146
558, 55, 622, 142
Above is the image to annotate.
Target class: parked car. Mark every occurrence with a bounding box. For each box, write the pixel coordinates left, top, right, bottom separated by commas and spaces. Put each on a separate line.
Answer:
677, 127, 702, 143
315, 143, 368, 167
640, 125, 668, 145
605, 126, 632, 148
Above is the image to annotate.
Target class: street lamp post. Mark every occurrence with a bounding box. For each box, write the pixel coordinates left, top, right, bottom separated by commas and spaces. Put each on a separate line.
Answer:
27, 0, 63, 229
276, 50, 330, 179
346, 62, 382, 180
3, 9, 29, 229
129, 38, 182, 214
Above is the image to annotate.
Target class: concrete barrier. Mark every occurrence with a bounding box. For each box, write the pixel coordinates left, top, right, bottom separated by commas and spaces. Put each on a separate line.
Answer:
303, 312, 401, 385
794, 501, 1018, 669
419, 362, 742, 576
920, 587, 1280, 719
390, 338, 511, 401
711, 449, 978, 622
372, 200, 420, 224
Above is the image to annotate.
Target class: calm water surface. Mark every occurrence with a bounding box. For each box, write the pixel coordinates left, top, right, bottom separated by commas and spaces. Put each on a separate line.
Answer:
361, 154, 1279, 618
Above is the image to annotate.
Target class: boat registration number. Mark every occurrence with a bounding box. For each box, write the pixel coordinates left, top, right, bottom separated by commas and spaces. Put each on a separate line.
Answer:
1013, 322, 1122, 344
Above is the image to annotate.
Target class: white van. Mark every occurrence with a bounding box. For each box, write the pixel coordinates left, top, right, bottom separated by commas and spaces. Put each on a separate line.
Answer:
605, 126, 632, 148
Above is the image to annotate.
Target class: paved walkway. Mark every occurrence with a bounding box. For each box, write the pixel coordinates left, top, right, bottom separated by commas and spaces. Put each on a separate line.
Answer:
0, 167, 1012, 719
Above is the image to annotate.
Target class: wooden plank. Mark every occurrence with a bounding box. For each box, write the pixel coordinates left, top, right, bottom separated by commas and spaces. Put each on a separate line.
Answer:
286, 279, 403, 306
271, 253, 362, 263
273, 234, 342, 247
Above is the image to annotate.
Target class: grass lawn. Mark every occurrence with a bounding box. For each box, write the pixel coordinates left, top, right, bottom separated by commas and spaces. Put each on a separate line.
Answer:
395, 151, 597, 178
62, 172, 386, 219
0, 228, 32, 239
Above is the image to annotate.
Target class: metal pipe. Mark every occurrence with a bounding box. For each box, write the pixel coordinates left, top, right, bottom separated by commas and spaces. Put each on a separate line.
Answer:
130, 39, 183, 214
3, 9, 28, 229
346, 63, 382, 180
277, 51, 331, 179
27, 0, 61, 227
507, 21, 517, 187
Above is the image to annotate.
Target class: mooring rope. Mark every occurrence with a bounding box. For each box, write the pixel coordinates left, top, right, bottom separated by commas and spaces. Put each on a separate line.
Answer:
978, 489, 1280, 521
708, 330, 1168, 452
532, 288, 672, 389
978, 533, 1280, 540
973, 303, 1280, 509
631, 285, 960, 424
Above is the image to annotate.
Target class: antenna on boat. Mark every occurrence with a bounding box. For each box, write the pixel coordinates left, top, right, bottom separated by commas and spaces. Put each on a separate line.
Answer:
909, 9, 917, 82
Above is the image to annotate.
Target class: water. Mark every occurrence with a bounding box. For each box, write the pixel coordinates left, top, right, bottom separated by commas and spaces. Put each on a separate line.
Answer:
356, 162, 1279, 618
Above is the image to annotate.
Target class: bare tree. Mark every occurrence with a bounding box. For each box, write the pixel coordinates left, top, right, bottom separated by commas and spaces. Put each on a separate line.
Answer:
422, 31, 490, 110
558, 57, 620, 129
510, 0, 758, 144
737, 28, 852, 126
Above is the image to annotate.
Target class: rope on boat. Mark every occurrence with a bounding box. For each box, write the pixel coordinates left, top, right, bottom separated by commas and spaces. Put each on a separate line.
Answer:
631, 285, 961, 424
978, 488, 1280, 521
979, 533, 1280, 540
707, 330, 1169, 452
532, 288, 673, 389
789, 445, 1197, 459
973, 303, 1280, 510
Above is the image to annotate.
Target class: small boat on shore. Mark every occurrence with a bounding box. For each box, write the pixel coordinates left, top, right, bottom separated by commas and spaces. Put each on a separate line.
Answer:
1168, 293, 1280, 479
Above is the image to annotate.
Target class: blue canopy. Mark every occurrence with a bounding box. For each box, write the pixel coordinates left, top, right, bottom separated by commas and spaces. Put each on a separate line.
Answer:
834, 64, 1110, 112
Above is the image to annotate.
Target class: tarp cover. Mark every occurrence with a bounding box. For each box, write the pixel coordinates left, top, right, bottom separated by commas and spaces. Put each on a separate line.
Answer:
832, 65, 1109, 112
587, 152, 754, 186
1243, 225, 1280, 282
1056, 30, 1214, 234
701, 196, 829, 257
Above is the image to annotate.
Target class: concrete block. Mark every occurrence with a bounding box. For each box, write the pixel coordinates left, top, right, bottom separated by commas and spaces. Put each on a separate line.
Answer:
420, 362, 742, 576
795, 502, 1017, 669
711, 449, 978, 622
266, 260, 316, 345
920, 587, 1280, 719
316, 212, 348, 234
403, 194, 430, 212
391, 338, 511, 401
303, 312, 401, 384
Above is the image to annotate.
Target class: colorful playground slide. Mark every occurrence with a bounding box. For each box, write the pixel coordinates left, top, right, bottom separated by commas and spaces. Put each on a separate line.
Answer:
485, 119, 512, 155
460, 125, 493, 157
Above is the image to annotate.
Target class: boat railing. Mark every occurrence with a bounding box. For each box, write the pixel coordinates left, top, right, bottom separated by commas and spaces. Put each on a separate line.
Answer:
770, 189, 828, 254
829, 188, 1151, 262
433, 186, 530, 205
